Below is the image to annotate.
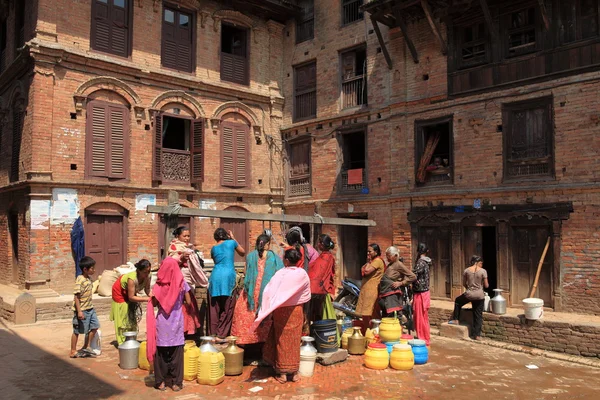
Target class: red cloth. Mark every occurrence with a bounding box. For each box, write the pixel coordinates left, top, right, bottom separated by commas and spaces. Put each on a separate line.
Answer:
147, 257, 185, 362
262, 304, 304, 374
347, 168, 363, 185
308, 251, 336, 295
413, 290, 431, 346
284, 245, 306, 269
111, 275, 127, 303
182, 295, 201, 335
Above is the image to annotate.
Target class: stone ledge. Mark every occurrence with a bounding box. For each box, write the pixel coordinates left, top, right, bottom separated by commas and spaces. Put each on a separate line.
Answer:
317, 349, 348, 366
440, 322, 470, 339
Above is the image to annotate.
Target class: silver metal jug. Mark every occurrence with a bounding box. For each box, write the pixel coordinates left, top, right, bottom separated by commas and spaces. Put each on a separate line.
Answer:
490, 289, 507, 315
118, 331, 141, 369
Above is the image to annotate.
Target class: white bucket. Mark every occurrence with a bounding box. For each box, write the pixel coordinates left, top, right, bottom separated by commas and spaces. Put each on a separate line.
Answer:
523, 298, 544, 320
298, 354, 317, 377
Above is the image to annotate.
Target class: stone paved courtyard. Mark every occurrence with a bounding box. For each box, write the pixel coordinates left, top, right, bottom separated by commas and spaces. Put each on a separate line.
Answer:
1, 316, 600, 400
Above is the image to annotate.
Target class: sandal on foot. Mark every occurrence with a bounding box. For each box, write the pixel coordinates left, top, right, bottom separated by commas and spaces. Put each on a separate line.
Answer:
153, 384, 167, 392
274, 374, 287, 384
172, 385, 183, 392
290, 373, 300, 383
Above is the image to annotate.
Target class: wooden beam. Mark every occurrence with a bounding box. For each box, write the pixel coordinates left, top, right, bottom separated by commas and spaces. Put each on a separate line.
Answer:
146, 205, 377, 227
393, 8, 419, 63
537, 0, 550, 31
479, 0, 498, 43
370, 15, 393, 69
420, 0, 447, 55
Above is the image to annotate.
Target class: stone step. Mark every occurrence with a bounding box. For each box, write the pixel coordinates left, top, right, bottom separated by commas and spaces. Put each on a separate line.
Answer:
27, 288, 60, 299
439, 322, 470, 340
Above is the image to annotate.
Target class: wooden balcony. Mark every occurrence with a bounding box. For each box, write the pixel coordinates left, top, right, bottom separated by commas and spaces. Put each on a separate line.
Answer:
341, 75, 367, 109
288, 174, 311, 197
162, 149, 190, 184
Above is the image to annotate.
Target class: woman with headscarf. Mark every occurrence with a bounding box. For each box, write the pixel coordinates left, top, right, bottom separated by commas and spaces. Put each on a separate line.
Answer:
355, 243, 385, 334
252, 248, 311, 384
147, 243, 192, 392
378, 246, 416, 317
306, 234, 336, 323
231, 234, 284, 354
110, 259, 152, 345
209, 227, 245, 338
413, 242, 432, 347
282, 226, 318, 271
169, 226, 205, 337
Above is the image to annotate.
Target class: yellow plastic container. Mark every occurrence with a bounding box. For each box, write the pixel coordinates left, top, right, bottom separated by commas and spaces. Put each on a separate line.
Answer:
390, 344, 414, 371
184, 342, 201, 381
197, 351, 225, 385
341, 328, 353, 349
138, 341, 152, 371
364, 343, 389, 370
379, 317, 402, 343
399, 334, 413, 345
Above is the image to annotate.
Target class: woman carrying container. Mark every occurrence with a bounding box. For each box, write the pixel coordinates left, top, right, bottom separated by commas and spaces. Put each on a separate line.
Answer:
355, 243, 385, 334
252, 248, 311, 383
110, 259, 151, 345
449, 255, 489, 340
208, 227, 245, 338
146, 242, 192, 392
413, 243, 432, 347
231, 233, 284, 350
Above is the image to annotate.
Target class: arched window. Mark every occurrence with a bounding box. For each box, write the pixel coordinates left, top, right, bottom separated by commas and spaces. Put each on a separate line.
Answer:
220, 113, 249, 188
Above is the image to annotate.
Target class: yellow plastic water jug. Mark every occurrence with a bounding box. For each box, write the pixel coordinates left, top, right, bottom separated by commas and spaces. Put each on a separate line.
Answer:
196, 336, 225, 386
138, 341, 152, 371
379, 317, 402, 343
390, 344, 414, 371
364, 343, 389, 370
184, 341, 201, 381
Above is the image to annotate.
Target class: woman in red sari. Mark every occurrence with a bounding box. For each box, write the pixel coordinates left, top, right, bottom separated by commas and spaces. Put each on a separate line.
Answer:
307, 234, 336, 323
252, 248, 311, 384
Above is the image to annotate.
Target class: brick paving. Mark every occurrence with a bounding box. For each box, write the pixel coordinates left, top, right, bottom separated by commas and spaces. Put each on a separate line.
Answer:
2, 317, 600, 400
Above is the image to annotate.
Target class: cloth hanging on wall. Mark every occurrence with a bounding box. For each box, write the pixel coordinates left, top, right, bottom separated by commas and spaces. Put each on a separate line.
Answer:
416, 131, 441, 183
347, 168, 363, 185
71, 216, 85, 277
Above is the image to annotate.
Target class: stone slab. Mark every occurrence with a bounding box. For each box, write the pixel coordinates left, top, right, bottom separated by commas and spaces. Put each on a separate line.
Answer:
316, 348, 348, 366
439, 322, 470, 340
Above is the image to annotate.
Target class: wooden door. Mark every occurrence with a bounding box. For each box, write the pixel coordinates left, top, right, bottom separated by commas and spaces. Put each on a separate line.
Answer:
419, 226, 451, 298
220, 207, 248, 265
464, 227, 482, 267
158, 216, 193, 260
512, 226, 552, 305
340, 224, 369, 281
86, 214, 125, 276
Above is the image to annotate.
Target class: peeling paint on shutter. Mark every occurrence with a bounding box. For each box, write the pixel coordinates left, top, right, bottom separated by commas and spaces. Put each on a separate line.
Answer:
108, 106, 127, 179
191, 119, 204, 183
153, 113, 163, 182
90, 103, 108, 177
221, 123, 235, 186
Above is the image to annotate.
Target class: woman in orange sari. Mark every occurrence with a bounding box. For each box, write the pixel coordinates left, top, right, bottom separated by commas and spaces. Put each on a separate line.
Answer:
355, 243, 385, 334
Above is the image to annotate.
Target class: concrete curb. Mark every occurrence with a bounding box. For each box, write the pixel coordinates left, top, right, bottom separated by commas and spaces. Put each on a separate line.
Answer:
431, 328, 600, 369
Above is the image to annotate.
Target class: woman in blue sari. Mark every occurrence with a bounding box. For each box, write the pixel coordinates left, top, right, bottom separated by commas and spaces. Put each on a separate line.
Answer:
208, 228, 245, 338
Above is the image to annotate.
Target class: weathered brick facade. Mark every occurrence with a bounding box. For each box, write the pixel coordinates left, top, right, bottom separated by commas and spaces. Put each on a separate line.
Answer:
1, 0, 599, 318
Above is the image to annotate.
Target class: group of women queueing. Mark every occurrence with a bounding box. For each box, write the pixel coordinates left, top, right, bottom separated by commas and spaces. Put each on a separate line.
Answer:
109, 225, 336, 391
355, 242, 490, 347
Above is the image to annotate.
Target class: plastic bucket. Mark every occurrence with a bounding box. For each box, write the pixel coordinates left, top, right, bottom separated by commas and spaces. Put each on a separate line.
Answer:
311, 319, 338, 353
523, 298, 544, 320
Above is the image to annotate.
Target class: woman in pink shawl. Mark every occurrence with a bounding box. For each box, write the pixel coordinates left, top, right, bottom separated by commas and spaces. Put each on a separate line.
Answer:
147, 243, 192, 392
252, 247, 311, 384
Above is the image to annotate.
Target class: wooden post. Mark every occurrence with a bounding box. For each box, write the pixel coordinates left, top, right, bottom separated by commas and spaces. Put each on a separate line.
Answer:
537, 0, 550, 31
394, 9, 419, 63
479, 0, 498, 43
370, 15, 393, 69
164, 190, 180, 254
529, 236, 551, 298
420, 0, 447, 54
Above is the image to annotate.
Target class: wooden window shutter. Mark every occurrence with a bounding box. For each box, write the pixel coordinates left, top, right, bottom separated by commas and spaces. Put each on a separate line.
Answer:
108, 105, 128, 179
162, 8, 194, 72
10, 110, 23, 182
88, 102, 108, 177
91, 0, 130, 57
153, 113, 163, 182
234, 124, 248, 186
191, 119, 204, 183
221, 123, 235, 186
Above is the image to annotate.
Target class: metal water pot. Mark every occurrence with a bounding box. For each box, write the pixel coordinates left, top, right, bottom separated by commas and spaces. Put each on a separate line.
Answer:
118, 331, 141, 369
490, 289, 507, 315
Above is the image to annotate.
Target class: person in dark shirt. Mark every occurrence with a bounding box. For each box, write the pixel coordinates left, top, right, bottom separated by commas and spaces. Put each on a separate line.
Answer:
412, 243, 432, 347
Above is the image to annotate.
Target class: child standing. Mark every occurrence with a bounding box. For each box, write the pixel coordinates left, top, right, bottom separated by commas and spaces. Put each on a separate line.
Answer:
70, 256, 100, 358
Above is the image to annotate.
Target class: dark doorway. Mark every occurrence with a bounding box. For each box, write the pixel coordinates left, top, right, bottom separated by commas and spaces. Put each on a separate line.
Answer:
339, 219, 368, 282
419, 226, 451, 298
512, 225, 552, 305
481, 227, 497, 294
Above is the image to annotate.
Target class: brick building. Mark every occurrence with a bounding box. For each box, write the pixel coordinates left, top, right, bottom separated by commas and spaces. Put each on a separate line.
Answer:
280, 0, 600, 316
0, 0, 297, 295
1, 0, 599, 318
